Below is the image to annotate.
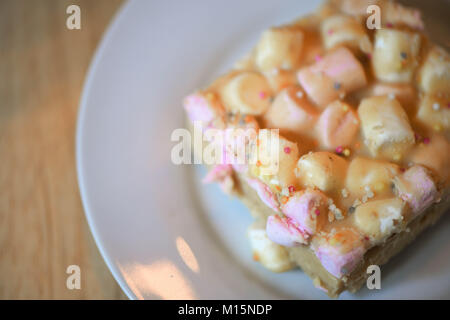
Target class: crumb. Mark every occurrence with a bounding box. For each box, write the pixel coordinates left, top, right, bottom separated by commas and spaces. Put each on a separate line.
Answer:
328, 199, 344, 220
341, 188, 349, 198
328, 211, 335, 222
334, 208, 344, 220
364, 185, 374, 198
353, 199, 361, 207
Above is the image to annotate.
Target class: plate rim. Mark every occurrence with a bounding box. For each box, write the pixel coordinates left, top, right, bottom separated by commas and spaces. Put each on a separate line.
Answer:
75, 0, 134, 300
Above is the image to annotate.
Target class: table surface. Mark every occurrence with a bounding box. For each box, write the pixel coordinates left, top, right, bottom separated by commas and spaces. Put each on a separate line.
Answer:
0, 0, 126, 299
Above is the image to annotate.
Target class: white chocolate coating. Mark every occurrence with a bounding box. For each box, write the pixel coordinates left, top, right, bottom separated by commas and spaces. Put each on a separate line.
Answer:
185, 0, 449, 280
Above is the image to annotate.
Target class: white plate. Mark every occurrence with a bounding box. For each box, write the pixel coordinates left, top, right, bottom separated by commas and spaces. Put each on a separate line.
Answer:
76, 0, 450, 299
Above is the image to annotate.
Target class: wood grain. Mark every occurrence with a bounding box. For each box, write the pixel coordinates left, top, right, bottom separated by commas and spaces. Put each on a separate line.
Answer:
0, 0, 126, 299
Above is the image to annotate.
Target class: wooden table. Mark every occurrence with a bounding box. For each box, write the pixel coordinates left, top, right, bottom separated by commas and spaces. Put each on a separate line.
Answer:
0, 0, 126, 299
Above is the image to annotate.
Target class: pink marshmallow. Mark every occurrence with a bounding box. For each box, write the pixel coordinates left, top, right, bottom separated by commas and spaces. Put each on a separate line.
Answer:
203, 164, 233, 183
184, 94, 214, 122
316, 101, 359, 149
281, 189, 328, 236
311, 48, 365, 84
183, 93, 225, 130
297, 68, 338, 107
313, 228, 366, 278
395, 165, 438, 217
297, 47, 367, 107
203, 164, 235, 194
202, 126, 255, 171
246, 177, 280, 212
263, 86, 318, 133
266, 215, 308, 247
314, 242, 365, 278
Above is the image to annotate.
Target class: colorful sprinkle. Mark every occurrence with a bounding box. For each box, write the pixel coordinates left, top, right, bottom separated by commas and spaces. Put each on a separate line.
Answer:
315, 54, 322, 62
288, 185, 296, 193
334, 82, 341, 90
343, 148, 350, 157
432, 103, 440, 111
314, 208, 320, 216
423, 137, 430, 144
259, 91, 267, 99
284, 146, 291, 154
400, 52, 408, 59
256, 160, 262, 167
447, 102, 450, 109
386, 23, 393, 28
335, 146, 343, 154
327, 29, 334, 35
366, 53, 372, 60
244, 115, 252, 123
281, 196, 289, 204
